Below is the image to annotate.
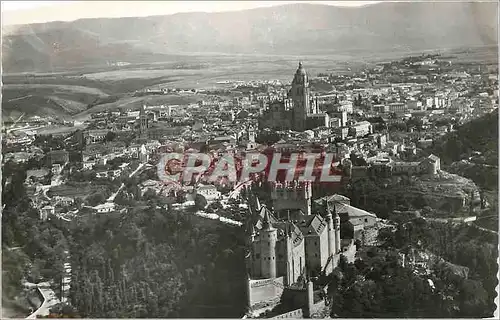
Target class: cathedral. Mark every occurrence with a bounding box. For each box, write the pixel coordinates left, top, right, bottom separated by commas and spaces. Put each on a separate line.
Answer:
259, 62, 330, 131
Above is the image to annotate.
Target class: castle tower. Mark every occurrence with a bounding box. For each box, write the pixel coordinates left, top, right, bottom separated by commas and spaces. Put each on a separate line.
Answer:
260, 210, 277, 279
333, 204, 341, 253
305, 280, 314, 318
291, 62, 310, 131
139, 105, 148, 138
284, 224, 294, 286
271, 181, 312, 216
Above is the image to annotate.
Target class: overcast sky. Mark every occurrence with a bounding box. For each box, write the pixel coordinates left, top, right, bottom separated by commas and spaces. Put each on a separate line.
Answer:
1, 1, 380, 26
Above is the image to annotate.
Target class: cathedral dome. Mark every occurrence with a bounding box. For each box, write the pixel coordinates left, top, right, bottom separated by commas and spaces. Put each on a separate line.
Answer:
296, 61, 307, 76
293, 61, 308, 85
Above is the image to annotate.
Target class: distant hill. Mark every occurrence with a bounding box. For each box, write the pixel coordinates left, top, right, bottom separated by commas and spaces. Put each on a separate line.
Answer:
2, 2, 498, 72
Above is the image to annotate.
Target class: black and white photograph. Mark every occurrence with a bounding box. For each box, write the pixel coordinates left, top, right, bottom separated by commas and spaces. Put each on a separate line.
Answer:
1, 1, 499, 318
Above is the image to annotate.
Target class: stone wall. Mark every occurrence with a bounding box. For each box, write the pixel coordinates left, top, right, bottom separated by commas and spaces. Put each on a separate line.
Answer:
248, 277, 285, 308
310, 300, 327, 316
272, 308, 303, 319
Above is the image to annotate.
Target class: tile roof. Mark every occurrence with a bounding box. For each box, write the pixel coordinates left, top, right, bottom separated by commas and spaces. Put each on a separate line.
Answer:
298, 214, 327, 236
336, 203, 377, 219
315, 194, 351, 205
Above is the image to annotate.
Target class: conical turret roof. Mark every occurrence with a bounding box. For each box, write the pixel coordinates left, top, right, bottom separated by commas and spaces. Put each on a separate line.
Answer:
262, 208, 276, 231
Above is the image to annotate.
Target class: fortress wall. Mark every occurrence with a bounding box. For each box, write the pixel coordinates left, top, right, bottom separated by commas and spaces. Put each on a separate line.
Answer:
248, 277, 285, 307
272, 308, 303, 319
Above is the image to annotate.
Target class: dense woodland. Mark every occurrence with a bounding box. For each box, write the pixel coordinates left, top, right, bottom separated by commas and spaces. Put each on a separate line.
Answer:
327, 253, 445, 318
429, 109, 498, 189
2, 160, 69, 302
326, 240, 495, 318
2, 159, 248, 318
68, 200, 248, 318
377, 218, 498, 317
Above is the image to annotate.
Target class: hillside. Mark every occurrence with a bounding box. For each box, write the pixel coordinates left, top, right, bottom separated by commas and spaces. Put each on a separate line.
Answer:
2, 84, 111, 120
350, 171, 480, 218
428, 110, 498, 190
3, 2, 498, 72
1, 27, 174, 73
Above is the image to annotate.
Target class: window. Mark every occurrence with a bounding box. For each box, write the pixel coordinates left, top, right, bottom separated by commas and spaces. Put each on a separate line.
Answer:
256, 254, 260, 259
365, 218, 368, 223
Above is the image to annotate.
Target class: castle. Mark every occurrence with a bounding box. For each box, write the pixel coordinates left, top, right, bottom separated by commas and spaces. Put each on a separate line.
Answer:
244, 182, 369, 317
259, 62, 330, 132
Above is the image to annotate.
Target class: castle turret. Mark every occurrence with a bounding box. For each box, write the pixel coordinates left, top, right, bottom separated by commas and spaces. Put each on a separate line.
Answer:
306, 280, 314, 318
333, 204, 341, 253
285, 224, 294, 286
260, 210, 277, 278
247, 221, 257, 245
326, 206, 336, 258
245, 272, 252, 311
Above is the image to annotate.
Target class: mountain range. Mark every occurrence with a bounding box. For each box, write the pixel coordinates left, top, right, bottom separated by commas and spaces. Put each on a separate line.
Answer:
2, 2, 498, 72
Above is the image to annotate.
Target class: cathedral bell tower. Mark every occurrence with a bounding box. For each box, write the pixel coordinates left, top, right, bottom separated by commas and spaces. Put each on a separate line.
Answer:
291, 61, 310, 131
139, 105, 149, 138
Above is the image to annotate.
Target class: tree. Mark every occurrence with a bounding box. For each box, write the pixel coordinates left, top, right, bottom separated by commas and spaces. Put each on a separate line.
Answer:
104, 131, 116, 142
195, 194, 208, 209
142, 189, 158, 202
87, 193, 106, 206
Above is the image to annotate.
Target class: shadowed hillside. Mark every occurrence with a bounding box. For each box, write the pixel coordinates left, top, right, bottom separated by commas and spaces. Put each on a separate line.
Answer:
428, 110, 498, 191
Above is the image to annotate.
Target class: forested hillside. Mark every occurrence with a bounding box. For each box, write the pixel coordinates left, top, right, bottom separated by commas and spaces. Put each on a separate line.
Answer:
1, 158, 248, 318
429, 110, 498, 190
431, 110, 498, 164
